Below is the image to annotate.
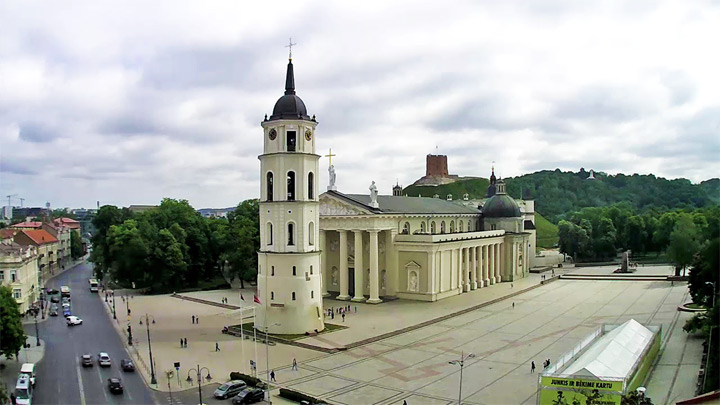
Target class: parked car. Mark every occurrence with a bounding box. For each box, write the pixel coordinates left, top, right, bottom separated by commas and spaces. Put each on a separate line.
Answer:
120, 359, 135, 372
214, 380, 248, 399
63, 307, 72, 317
66, 316, 83, 326
108, 377, 123, 394
46, 288, 59, 295
50, 304, 58, 316
231, 387, 264, 404
81, 354, 93, 367
50, 296, 60, 303
98, 352, 111, 367
19, 363, 36, 386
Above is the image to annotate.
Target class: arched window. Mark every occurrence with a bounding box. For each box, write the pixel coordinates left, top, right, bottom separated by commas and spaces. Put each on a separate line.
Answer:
271, 291, 274, 300
267, 223, 273, 245
459, 221, 464, 232
309, 222, 315, 245
308, 172, 314, 199
311, 291, 314, 298
440, 221, 446, 234
288, 223, 295, 245
271, 266, 275, 276
287, 171, 295, 201
450, 220, 455, 233
293, 266, 296, 276
431, 221, 436, 234
287, 131, 296, 151
403, 222, 410, 234
420, 222, 426, 233
310, 265, 313, 275
292, 292, 296, 301
266, 172, 274, 201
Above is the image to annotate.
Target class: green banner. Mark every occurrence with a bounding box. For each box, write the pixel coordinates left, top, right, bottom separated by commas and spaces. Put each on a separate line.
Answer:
540, 388, 621, 405
541, 376, 623, 392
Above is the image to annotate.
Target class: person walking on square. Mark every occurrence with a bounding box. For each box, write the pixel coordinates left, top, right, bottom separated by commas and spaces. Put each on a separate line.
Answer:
215, 342, 220, 352
511, 283, 514, 288
196, 315, 199, 324
512, 302, 515, 309
342, 312, 346, 322
292, 358, 298, 371
184, 337, 187, 348
270, 370, 276, 382
192, 315, 195, 324
355, 306, 357, 313
180, 338, 184, 348
531, 361, 536, 373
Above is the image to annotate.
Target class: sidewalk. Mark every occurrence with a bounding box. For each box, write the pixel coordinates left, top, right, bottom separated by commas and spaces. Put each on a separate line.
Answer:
0, 336, 45, 397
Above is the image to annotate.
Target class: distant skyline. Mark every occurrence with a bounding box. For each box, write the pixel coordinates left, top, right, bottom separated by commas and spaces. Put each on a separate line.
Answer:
1, 1, 718, 209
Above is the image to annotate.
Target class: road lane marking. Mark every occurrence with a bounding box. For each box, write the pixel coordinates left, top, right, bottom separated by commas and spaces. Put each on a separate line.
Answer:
76, 364, 87, 405
96, 364, 112, 404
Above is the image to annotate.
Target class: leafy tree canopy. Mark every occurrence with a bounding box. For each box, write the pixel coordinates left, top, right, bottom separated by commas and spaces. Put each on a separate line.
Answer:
0, 286, 27, 360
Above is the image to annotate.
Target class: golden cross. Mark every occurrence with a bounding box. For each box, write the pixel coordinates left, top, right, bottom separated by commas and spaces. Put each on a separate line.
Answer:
285, 37, 297, 60
325, 148, 336, 166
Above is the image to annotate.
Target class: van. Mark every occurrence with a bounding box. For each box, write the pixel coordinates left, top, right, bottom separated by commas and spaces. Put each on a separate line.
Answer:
15, 374, 33, 405
214, 380, 247, 399
20, 363, 35, 386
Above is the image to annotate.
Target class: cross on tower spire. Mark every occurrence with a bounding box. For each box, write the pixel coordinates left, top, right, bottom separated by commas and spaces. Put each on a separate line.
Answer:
285, 37, 297, 60
325, 148, 336, 166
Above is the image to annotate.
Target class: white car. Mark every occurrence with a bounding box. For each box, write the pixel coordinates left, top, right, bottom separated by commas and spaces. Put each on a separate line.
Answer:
98, 352, 111, 367
66, 316, 83, 326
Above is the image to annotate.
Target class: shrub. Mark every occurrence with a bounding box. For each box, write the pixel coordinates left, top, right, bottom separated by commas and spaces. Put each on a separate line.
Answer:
279, 388, 328, 404
229, 372, 262, 387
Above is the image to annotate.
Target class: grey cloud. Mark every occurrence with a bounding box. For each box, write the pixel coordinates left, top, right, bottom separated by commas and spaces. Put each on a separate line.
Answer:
633, 107, 720, 160
0, 159, 38, 175
660, 71, 696, 105
18, 122, 58, 143
553, 85, 656, 122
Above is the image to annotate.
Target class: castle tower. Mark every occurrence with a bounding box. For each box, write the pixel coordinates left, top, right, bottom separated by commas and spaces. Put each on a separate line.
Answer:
392, 182, 403, 196
256, 56, 324, 334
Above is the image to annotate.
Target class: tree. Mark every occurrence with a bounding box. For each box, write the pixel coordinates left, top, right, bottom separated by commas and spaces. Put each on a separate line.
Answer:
70, 229, 84, 259
667, 214, 700, 276
594, 218, 617, 259
621, 390, 653, 404
0, 286, 27, 360
625, 215, 647, 254
217, 200, 260, 289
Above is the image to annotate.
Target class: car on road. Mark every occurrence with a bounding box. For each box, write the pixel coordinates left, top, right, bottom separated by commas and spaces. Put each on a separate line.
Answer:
50, 296, 60, 303
107, 377, 123, 394
46, 288, 59, 295
15, 374, 33, 405
63, 307, 72, 317
66, 316, 83, 326
231, 387, 264, 404
81, 354, 93, 367
214, 380, 247, 399
50, 304, 58, 316
20, 363, 36, 387
98, 352, 111, 367
120, 359, 135, 372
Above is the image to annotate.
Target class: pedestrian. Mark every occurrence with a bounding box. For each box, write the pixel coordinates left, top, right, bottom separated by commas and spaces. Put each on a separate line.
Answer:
403, 401, 407, 405
181, 338, 184, 348
270, 370, 276, 382
192, 315, 195, 324
292, 358, 298, 370
215, 342, 220, 352
512, 302, 515, 309
355, 306, 357, 313
184, 337, 187, 347
342, 313, 346, 322
547, 358, 550, 367
511, 283, 514, 288
196, 315, 199, 324
10, 392, 16, 405
531, 361, 535, 373
331, 312, 334, 320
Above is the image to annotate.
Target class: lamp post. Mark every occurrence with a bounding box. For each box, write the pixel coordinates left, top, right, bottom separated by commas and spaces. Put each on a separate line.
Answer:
186, 365, 212, 405
41, 292, 45, 319
448, 351, 475, 404
112, 291, 116, 320
706, 282, 716, 308
703, 281, 716, 392
264, 323, 280, 404
145, 314, 157, 385
34, 314, 41, 346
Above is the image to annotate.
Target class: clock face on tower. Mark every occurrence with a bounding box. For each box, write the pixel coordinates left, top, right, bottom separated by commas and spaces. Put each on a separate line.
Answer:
268, 128, 277, 140
305, 130, 312, 141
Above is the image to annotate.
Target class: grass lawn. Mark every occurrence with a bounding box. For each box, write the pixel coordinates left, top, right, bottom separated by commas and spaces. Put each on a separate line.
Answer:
232, 322, 347, 341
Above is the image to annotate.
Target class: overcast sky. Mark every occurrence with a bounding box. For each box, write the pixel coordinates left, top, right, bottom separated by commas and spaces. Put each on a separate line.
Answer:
1, 0, 718, 210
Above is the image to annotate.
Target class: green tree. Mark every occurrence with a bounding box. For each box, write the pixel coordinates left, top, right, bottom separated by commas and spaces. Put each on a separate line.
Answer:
652, 212, 677, 251
148, 229, 187, 290
217, 200, 260, 289
0, 286, 27, 360
70, 229, 84, 259
594, 218, 617, 259
89, 205, 133, 280
667, 213, 700, 276
107, 219, 150, 286
688, 238, 719, 307
625, 215, 647, 254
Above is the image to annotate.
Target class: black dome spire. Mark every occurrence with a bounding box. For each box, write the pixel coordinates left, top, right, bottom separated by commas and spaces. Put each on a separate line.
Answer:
269, 59, 311, 121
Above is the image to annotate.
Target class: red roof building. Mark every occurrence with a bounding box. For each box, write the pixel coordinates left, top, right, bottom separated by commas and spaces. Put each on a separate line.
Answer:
12, 221, 43, 229
53, 217, 81, 230
13, 229, 58, 246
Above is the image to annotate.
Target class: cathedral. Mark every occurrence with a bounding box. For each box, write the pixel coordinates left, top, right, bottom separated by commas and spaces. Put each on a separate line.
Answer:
256, 56, 534, 335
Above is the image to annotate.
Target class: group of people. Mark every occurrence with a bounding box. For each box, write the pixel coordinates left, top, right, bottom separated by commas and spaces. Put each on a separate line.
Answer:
530, 358, 552, 373
191, 315, 200, 324
325, 304, 357, 322
220, 297, 229, 304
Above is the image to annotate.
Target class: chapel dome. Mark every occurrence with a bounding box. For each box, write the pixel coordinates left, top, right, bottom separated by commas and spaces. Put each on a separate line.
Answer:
482, 194, 522, 218
268, 59, 311, 121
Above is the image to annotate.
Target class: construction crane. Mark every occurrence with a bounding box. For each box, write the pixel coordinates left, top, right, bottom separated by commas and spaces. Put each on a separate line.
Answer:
19, 197, 24, 207
6, 194, 18, 207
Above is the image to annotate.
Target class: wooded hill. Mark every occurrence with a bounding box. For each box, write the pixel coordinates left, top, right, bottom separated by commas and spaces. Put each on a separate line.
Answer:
404, 169, 719, 224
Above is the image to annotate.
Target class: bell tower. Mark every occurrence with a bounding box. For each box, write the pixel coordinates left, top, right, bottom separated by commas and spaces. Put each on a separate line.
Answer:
256, 54, 324, 334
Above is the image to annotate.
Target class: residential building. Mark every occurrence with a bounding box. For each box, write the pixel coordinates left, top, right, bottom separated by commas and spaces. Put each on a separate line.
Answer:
0, 240, 40, 314
12, 229, 59, 290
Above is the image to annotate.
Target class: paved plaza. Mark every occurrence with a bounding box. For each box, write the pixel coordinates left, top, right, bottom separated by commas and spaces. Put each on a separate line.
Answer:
105, 263, 703, 404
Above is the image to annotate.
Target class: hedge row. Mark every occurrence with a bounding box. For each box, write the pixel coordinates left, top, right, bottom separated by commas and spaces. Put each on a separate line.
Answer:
279, 388, 328, 404
228, 372, 264, 388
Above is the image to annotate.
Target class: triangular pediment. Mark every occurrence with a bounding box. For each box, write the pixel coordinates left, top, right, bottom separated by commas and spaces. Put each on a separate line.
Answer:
320, 193, 373, 216
404, 260, 422, 269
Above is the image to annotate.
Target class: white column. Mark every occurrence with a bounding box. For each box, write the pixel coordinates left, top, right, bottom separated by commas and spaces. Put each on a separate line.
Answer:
320, 230, 329, 296
338, 230, 350, 300
367, 230, 382, 304
429, 250, 437, 294
495, 243, 502, 282
352, 230, 365, 302
478, 246, 484, 288
463, 247, 471, 292
489, 244, 496, 284
471, 246, 478, 290
386, 230, 398, 296
481, 245, 488, 286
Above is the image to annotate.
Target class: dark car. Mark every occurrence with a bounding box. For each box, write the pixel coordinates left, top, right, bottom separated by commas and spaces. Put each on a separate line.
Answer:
214, 380, 247, 399
120, 359, 135, 372
108, 377, 123, 394
46, 288, 59, 295
49, 304, 58, 316
231, 387, 264, 404
50, 296, 60, 303
81, 354, 93, 367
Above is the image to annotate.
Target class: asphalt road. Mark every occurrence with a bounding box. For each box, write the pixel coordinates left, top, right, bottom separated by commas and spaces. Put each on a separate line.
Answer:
27, 261, 156, 405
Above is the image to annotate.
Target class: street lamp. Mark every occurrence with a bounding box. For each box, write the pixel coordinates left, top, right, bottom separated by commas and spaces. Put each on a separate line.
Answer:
448, 351, 475, 404
706, 282, 716, 308
41, 292, 45, 319
112, 291, 116, 320
34, 314, 41, 347
264, 323, 280, 404
186, 365, 212, 405
145, 314, 157, 385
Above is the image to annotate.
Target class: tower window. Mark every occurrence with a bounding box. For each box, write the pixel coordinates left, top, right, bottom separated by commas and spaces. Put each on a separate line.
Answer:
309, 222, 315, 245
450, 220, 455, 233
459, 221, 464, 232
310, 265, 313, 275
287, 131, 296, 151
308, 172, 314, 199
271, 291, 274, 300
288, 223, 295, 245
271, 266, 275, 276
293, 266, 297, 276
440, 221, 446, 234
287, 171, 295, 201
421, 222, 426, 233
430, 221, 436, 234
292, 292, 296, 301
403, 222, 410, 234
266, 172, 274, 201
311, 291, 314, 299
267, 223, 273, 245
